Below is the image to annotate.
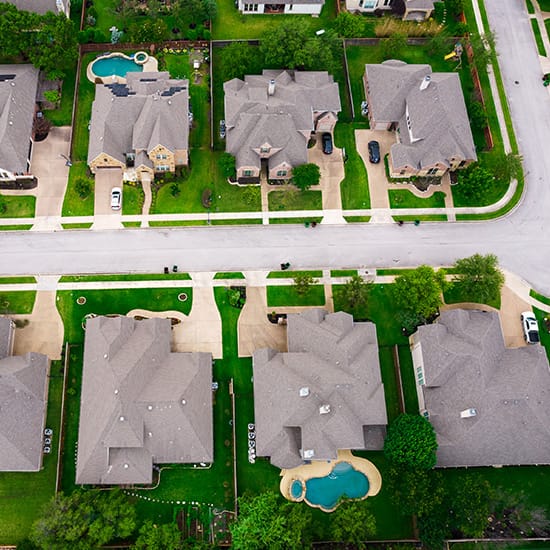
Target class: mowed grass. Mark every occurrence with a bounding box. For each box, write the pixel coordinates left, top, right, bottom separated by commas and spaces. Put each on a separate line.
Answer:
388, 189, 446, 209
443, 280, 501, 310
267, 285, 326, 307
268, 190, 322, 211
121, 183, 145, 216
0, 291, 36, 314
0, 369, 63, 544
62, 163, 94, 217
0, 195, 36, 218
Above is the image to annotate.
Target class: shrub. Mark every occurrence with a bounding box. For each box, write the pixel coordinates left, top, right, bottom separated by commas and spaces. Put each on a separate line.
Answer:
202, 188, 212, 208
169, 183, 180, 197
218, 153, 236, 180
75, 177, 92, 199
292, 163, 321, 191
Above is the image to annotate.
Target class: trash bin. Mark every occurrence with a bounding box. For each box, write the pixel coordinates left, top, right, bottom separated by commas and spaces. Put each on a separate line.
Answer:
172, 265, 178, 273
164, 266, 169, 274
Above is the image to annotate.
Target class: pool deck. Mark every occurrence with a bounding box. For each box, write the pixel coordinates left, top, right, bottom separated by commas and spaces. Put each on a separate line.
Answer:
279, 450, 382, 512
86, 52, 159, 84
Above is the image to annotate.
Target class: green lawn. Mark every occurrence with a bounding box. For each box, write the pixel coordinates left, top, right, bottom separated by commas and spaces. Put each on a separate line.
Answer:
534, 308, 550, 361
531, 19, 547, 55
71, 54, 96, 162
214, 272, 245, 279
392, 214, 448, 222
61, 223, 93, 229
267, 270, 323, 279
0, 291, 36, 314
268, 189, 322, 211
44, 62, 77, 127
59, 273, 192, 282
0, 276, 36, 284
530, 289, 550, 306
0, 368, 63, 544
267, 285, 326, 307
0, 195, 35, 218
526, 0, 535, 13
212, 0, 337, 39
122, 183, 145, 216
62, 162, 94, 217
335, 123, 371, 209
331, 269, 358, 277
443, 280, 501, 310
388, 189, 446, 209
540, 0, 550, 10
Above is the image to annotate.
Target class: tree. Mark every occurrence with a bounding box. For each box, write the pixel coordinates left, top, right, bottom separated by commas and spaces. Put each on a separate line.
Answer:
445, 0, 464, 17
30, 490, 136, 549
455, 164, 495, 203
128, 19, 168, 43
380, 33, 407, 60
132, 521, 182, 549
483, 151, 523, 185
292, 163, 320, 191
219, 42, 263, 81
448, 474, 492, 537
218, 153, 236, 180
418, 508, 449, 550
469, 31, 496, 72
293, 273, 318, 295
331, 501, 376, 549
230, 491, 312, 550
75, 178, 92, 199
202, 0, 218, 19
392, 265, 445, 324
43, 90, 61, 104
332, 12, 365, 38
468, 100, 488, 130
338, 274, 372, 311
384, 414, 438, 470
452, 253, 505, 305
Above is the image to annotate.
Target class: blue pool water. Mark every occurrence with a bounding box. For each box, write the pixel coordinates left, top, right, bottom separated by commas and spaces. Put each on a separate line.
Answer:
91, 56, 143, 78
290, 480, 303, 499
304, 462, 369, 511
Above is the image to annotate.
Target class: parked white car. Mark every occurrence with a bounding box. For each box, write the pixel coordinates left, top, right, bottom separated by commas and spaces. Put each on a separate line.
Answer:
111, 187, 122, 210
521, 311, 540, 344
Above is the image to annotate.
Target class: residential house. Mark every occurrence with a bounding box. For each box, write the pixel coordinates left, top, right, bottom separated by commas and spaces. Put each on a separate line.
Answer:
5, 0, 70, 16
364, 60, 476, 178
88, 72, 189, 184
253, 309, 387, 469
0, 64, 40, 188
0, 317, 51, 471
346, 0, 434, 20
76, 316, 213, 485
224, 70, 341, 183
237, 0, 323, 15
410, 309, 550, 467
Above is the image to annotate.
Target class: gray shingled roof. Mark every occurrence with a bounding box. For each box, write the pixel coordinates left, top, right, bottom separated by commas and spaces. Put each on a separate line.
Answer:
0, 318, 15, 360
76, 316, 213, 485
88, 72, 189, 167
0, 64, 39, 174
253, 309, 387, 469
365, 60, 476, 170
414, 309, 550, 467
0, 351, 50, 471
5, 0, 66, 14
224, 70, 341, 172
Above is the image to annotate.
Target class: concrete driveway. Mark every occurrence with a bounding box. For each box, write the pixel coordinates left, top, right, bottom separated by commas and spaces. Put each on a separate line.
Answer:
307, 139, 345, 212
355, 129, 396, 209
93, 167, 123, 229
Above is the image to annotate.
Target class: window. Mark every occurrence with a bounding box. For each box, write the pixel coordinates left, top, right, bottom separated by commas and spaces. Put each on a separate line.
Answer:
156, 153, 167, 160
276, 170, 287, 177
458, 160, 467, 168
416, 366, 425, 386
288, 3, 292, 9
260, 146, 269, 153
427, 167, 438, 176
156, 165, 170, 171
243, 169, 253, 177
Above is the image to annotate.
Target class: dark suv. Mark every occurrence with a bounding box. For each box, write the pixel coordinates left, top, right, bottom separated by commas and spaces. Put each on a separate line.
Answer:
368, 140, 380, 163
321, 133, 333, 155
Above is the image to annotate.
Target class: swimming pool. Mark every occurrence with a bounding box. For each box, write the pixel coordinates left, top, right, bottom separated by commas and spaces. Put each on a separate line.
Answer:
87, 52, 158, 84
304, 462, 369, 511
90, 55, 143, 78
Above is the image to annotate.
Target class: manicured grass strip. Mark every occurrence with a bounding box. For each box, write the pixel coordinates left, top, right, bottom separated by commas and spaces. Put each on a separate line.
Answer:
62, 162, 94, 217
121, 184, 145, 216
266, 285, 325, 307
526, 0, 535, 14
0, 276, 36, 284
378, 346, 401, 423
211, 219, 263, 225
388, 189, 446, 209
335, 123, 370, 209
531, 19, 547, 56
398, 345, 419, 414
0, 195, 35, 218
61, 223, 93, 229
150, 220, 208, 226
269, 217, 323, 224
331, 269, 357, 277
268, 190, 322, 211
530, 289, 550, 306
0, 291, 36, 314
443, 280, 501, 310
344, 215, 371, 222
392, 214, 448, 222
534, 308, 550, 361
44, 62, 76, 127
59, 273, 192, 282
0, 368, 62, 544
267, 270, 323, 279
122, 221, 142, 227
376, 268, 415, 276
0, 224, 33, 230
214, 272, 245, 279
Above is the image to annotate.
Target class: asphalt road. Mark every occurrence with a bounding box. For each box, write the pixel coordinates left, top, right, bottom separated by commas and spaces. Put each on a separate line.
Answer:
1, 0, 549, 294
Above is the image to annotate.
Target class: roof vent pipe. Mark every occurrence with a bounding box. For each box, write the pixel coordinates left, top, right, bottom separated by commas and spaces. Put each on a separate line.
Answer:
420, 75, 431, 91
268, 79, 275, 96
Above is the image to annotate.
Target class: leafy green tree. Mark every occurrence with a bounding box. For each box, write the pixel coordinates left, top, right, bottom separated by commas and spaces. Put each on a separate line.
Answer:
132, 521, 182, 549
469, 31, 496, 72
220, 42, 263, 81
392, 265, 445, 323
43, 90, 61, 104
128, 19, 168, 43
202, 0, 218, 19
331, 501, 376, 549
75, 178, 92, 199
445, 0, 464, 17
337, 274, 372, 312
452, 253, 505, 305
292, 163, 320, 191
293, 273, 318, 295
230, 491, 312, 550
384, 414, 438, 469
170, 183, 181, 197
30, 490, 136, 549
455, 164, 494, 203
380, 33, 407, 60
448, 474, 492, 537
468, 100, 488, 130
418, 508, 448, 550
483, 152, 523, 185
218, 153, 236, 179
332, 12, 365, 38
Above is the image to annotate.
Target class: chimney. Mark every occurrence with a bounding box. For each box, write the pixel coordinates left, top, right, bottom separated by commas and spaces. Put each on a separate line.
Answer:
268, 79, 275, 96
420, 75, 431, 91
